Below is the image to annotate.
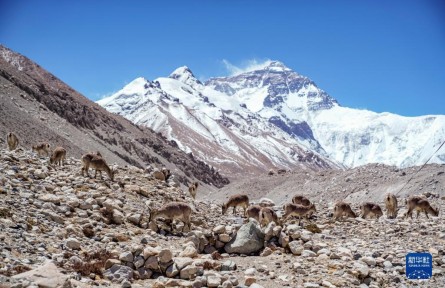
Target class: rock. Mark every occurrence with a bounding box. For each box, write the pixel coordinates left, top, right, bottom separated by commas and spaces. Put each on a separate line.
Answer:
260, 247, 273, 257
224, 222, 264, 254
221, 280, 233, 288
244, 276, 256, 286
179, 245, 198, 258
180, 264, 198, 280
143, 246, 161, 259
361, 256, 376, 267
304, 283, 320, 288
119, 251, 134, 263
65, 237, 81, 250
159, 249, 173, 263
124, 184, 141, 193
174, 257, 193, 270
219, 234, 231, 243
258, 198, 275, 207
287, 224, 301, 239
264, 222, 276, 241
213, 225, 226, 234
166, 263, 179, 278
127, 214, 142, 226
244, 267, 256, 276
113, 209, 125, 225
221, 260, 237, 271
122, 279, 132, 288
249, 284, 265, 288
134, 256, 145, 269
104, 264, 134, 282
12, 260, 70, 288
145, 256, 159, 270
105, 259, 121, 270
137, 267, 153, 280
301, 250, 316, 257
383, 261, 393, 269
352, 261, 370, 278
207, 275, 221, 287
336, 247, 353, 259
289, 241, 304, 255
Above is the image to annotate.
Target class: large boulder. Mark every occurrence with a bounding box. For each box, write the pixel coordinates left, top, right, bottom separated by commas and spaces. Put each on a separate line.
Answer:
224, 221, 264, 254
12, 260, 71, 288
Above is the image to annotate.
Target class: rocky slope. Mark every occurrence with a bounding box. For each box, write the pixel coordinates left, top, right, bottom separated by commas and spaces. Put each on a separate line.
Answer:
1, 148, 444, 288
0, 45, 228, 188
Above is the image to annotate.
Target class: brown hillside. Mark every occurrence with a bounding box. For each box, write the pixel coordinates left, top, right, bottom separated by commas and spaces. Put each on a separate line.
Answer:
0, 44, 229, 188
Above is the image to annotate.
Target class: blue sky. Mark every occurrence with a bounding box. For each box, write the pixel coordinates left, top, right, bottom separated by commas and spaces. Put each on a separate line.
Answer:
1, 0, 444, 116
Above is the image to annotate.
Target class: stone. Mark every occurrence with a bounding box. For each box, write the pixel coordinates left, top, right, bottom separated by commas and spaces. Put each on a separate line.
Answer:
65, 237, 81, 250
122, 280, 132, 288
249, 284, 265, 288
224, 222, 264, 254
119, 251, 134, 262
143, 246, 161, 259
258, 197, 275, 207
221, 280, 233, 288
145, 256, 159, 270
244, 267, 256, 276
213, 225, 226, 234
124, 184, 141, 193
105, 259, 121, 270
12, 260, 70, 288
361, 256, 376, 267
244, 276, 256, 286
219, 234, 231, 243
159, 249, 173, 263
221, 260, 237, 271
302, 250, 317, 257
174, 257, 194, 270
289, 241, 304, 255
104, 264, 134, 282
180, 264, 198, 280
353, 261, 370, 278
113, 209, 125, 225
137, 267, 153, 280
134, 256, 145, 269
166, 263, 179, 278
304, 283, 320, 288
287, 224, 301, 239
127, 214, 142, 226
207, 275, 221, 287
337, 247, 353, 259
260, 247, 273, 257
180, 245, 198, 258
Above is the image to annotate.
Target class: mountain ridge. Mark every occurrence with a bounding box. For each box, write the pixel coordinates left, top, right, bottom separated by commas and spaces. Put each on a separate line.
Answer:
98, 61, 445, 173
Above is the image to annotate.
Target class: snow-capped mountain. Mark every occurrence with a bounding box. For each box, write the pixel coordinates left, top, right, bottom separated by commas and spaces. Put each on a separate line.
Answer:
97, 65, 339, 174
98, 60, 445, 173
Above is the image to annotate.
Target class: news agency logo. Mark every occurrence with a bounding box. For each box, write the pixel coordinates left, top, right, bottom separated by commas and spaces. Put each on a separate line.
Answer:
406, 253, 432, 280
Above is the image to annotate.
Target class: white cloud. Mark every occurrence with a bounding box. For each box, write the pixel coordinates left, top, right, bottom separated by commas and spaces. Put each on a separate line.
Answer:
222, 58, 273, 76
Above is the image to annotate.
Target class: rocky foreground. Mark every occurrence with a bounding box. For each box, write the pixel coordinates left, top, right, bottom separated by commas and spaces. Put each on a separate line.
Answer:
1, 148, 445, 288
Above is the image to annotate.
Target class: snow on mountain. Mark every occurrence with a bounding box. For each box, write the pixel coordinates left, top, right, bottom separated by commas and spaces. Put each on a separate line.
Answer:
98, 65, 338, 174
98, 61, 445, 173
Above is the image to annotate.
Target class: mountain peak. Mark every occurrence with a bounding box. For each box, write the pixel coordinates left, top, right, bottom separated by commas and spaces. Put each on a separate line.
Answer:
169, 66, 202, 86
261, 60, 292, 72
